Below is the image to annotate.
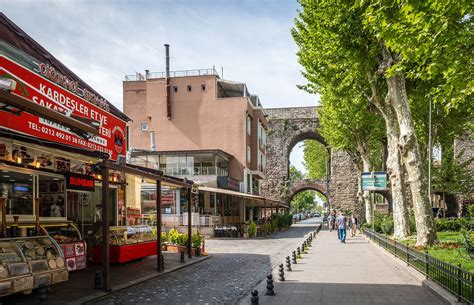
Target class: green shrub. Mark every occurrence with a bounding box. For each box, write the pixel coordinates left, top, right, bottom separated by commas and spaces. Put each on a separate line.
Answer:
168, 228, 180, 245
176, 233, 188, 246
460, 229, 474, 258
248, 221, 257, 237
191, 232, 202, 248
435, 218, 468, 232
381, 217, 394, 235
264, 222, 272, 234
161, 232, 168, 244
466, 205, 474, 220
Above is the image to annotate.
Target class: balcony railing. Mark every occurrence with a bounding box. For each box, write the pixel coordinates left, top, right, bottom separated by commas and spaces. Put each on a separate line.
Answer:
162, 166, 228, 176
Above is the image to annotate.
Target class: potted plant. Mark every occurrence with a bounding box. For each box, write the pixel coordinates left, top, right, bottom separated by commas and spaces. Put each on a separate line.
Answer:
248, 221, 257, 238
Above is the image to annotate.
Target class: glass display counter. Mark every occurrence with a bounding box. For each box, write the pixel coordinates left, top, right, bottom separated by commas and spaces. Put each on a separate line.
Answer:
90, 225, 157, 263
6, 222, 87, 271
0, 236, 68, 297
41, 223, 86, 271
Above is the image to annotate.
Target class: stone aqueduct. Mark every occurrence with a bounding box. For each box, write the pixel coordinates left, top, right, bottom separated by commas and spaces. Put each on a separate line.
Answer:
261, 107, 363, 218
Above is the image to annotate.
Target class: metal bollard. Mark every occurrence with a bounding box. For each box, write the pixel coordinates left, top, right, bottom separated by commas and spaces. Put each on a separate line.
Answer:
180, 251, 185, 263
94, 270, 102, 290
278, 263, 285, 281
161, 253, 165, 269
37, 284, 48, 305
251, 290, 259, 305
286, 256, 292, 271
265, 274, 276, 296
297, 247, 301, 256
195, 247, 201, 257
292, 251, 297, 264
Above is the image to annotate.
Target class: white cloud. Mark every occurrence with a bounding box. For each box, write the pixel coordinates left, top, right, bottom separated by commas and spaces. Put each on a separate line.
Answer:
1, 0, 319, 167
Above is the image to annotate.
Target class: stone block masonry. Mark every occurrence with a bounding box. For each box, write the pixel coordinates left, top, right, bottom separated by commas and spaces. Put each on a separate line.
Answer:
262, 106, 359, 216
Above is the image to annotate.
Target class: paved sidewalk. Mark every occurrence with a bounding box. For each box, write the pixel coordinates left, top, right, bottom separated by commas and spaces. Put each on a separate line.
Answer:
248, 229, 444, 305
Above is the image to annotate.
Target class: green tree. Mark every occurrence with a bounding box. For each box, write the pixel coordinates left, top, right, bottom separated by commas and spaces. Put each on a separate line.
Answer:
289, 164, 305, 180
303, 140, 328, 180
291, 190, 316, 214
292, 0, 433, 243
363, 1, 473, 112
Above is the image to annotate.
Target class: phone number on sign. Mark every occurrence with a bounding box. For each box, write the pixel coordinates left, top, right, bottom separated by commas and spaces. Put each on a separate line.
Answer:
28, 121, 112, 156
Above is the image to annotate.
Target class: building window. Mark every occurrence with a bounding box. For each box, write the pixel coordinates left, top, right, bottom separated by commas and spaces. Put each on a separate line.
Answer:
201, 84, 206, 91
246, 116, 251, 136
173, 86, 178, 93
247, 146, 251, 162
210, 193, 215, 208
187, 85, 192, 92
247, 174, 251, 194
140, 123, 148, 132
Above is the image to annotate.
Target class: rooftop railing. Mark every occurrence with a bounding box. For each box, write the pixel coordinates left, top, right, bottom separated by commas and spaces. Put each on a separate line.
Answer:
125, 68, 220, 81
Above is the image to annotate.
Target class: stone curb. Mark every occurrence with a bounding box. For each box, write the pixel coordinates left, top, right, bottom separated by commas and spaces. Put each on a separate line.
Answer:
67, 255, 211, 305
365, 237, 467, 305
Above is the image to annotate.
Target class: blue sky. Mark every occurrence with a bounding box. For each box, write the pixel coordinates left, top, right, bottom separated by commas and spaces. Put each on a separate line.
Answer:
1, 0, 319, 173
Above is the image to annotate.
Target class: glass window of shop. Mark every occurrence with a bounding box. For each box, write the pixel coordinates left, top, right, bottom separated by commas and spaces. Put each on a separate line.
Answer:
0, 170, 34, 215
39, 174, 66, 217
0, 167, 67, 218
141, 187, 176, 215
180, 188, 189, 213
210, 192, 215, 208
66, 185, 117, 236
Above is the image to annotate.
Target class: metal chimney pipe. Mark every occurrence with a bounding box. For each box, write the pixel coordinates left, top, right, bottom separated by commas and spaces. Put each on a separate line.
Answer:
164, 44, 170, 78
164, 44, 172, 120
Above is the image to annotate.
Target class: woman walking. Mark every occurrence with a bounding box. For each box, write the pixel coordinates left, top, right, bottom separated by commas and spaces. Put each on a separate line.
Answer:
349, 214, 358, 237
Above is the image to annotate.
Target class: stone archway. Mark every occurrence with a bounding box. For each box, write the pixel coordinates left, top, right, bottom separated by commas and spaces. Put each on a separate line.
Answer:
261, 107, 361, 217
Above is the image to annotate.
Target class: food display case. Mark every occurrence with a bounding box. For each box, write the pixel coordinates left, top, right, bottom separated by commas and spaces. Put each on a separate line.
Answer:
0, 236, 68, 297
90, 225, 156, 263
41, 223, 86, 271
6, 222, 87, 271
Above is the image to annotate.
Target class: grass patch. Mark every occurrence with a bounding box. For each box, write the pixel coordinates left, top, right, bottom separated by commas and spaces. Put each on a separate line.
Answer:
401, 231, 474, 273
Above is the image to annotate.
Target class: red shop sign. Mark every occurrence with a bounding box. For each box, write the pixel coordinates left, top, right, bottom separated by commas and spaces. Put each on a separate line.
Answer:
0, 54, 126, 160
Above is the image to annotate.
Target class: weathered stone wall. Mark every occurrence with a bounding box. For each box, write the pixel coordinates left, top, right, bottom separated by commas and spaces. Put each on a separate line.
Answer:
329, 150, 362, 218
453, 136, 474, 215
262, 106, 359, 215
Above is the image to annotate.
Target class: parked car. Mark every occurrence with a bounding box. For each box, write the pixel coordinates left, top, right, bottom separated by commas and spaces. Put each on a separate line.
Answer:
314, 212, 321, 217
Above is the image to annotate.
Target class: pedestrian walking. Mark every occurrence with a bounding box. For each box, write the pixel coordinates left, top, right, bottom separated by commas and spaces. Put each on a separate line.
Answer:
327, 213, 334, 232
349, 214, 358, 237
336, 212, 347, 243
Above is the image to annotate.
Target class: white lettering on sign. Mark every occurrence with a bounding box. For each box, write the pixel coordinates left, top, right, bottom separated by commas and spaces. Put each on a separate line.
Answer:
38, 62, 110, 112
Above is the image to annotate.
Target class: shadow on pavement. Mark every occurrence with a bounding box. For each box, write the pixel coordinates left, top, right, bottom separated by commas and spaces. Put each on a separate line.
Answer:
251, 282, 444, 305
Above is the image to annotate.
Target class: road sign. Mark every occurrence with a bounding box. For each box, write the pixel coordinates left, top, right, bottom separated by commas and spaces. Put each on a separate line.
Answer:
361, 172, 387, 191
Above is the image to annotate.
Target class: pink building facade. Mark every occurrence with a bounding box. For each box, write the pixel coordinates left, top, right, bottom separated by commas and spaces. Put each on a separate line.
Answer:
123, 69, 268, 195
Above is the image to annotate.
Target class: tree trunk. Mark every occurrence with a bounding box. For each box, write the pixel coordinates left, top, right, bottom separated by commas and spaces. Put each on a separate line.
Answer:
362, 159, 373, 225
382, 48, 437, 246
356, 143, 373, 224
384, 105, 410, 239
365, 71, 410, 239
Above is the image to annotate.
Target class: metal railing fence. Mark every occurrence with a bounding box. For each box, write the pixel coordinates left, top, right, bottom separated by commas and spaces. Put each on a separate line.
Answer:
364, 229, 473, 303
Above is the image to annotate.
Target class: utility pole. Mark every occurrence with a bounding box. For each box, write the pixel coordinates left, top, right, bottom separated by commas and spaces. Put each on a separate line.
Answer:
428, 97, 432, 207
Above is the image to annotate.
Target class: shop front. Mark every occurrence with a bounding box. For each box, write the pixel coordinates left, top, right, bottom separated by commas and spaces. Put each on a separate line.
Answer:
0, 13, 130, 297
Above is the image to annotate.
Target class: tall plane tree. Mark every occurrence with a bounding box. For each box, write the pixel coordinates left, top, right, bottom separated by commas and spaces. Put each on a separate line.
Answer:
292, 0, 436, 243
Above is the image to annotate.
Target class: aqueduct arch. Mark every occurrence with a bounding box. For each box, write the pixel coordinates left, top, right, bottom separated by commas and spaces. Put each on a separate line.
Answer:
261, 107, 362, 217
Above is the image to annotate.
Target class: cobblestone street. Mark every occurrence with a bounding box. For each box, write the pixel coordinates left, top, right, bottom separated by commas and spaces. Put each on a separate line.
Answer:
89, 219, 321, 305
